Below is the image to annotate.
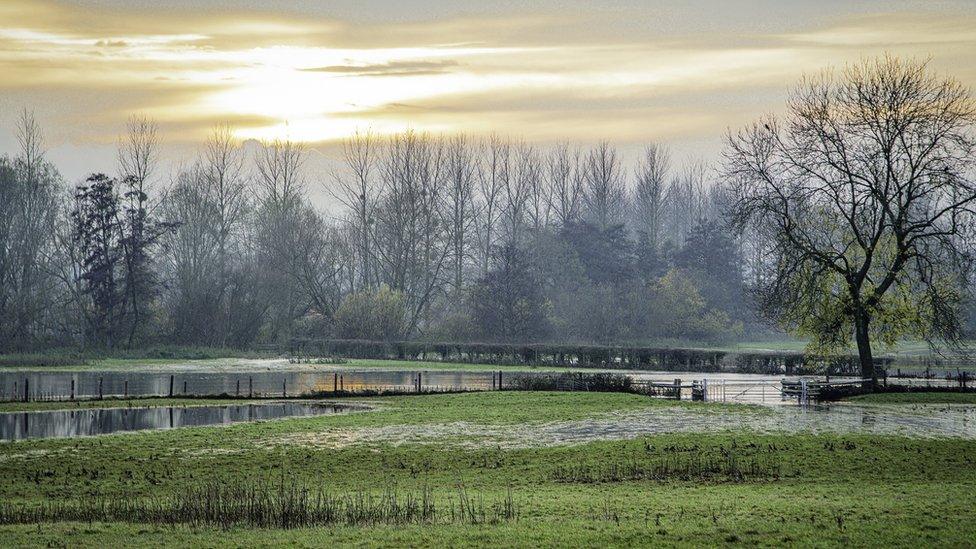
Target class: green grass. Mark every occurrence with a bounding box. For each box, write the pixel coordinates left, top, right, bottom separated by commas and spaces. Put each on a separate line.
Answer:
847, 391, 976, 404
6, 339, 976, 374
346, 358, 596, 372
1, 391, 975, 546
0, 346, 279, 371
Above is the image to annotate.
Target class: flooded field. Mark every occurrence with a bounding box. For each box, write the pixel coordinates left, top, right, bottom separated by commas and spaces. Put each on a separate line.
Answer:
266, 401, 976, 450
0, 401, 360, 442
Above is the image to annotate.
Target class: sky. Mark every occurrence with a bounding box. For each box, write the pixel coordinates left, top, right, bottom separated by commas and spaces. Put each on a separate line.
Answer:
2, 0, 976, 194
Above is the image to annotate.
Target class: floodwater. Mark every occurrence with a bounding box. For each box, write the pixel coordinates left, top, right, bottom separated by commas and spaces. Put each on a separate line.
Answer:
0, 369, 503, 401
267, 402, 976, 450
0, 357, 963, 402
0, 368, 822, 402
0, 401, 360, 442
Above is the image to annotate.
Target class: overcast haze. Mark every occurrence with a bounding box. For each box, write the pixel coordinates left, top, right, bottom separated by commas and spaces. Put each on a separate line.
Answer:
2, 0, 975, 193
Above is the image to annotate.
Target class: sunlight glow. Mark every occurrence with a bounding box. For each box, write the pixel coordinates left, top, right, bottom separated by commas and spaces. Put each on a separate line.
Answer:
2, 2, 975, 145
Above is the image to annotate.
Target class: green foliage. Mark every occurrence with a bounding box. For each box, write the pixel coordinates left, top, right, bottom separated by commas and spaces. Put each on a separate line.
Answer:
334, 285, 407, 341
649, 269, 742, 343
783, 249, 967, 359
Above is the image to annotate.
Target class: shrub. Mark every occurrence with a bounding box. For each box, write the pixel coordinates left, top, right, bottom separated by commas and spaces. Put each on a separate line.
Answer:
334, 285, 407, 341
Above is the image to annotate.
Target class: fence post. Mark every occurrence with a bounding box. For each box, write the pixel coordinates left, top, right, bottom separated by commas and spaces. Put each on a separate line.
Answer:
249, 376, 253, 398
340, 375, 344, 392
701, 378, 708, 402
236, 379, 240, 397
98, 377, 103, 400
123, 380, 128, 399
499, 371, 503, 390
169, 375, 174, 398
70, 378, 75, 401
673, 378, 681, 400
334, 372, 338, 393
283, 378, 287, 398
183, 380, 187, 395
23, 378, 29, 403
418, 372, 422, 393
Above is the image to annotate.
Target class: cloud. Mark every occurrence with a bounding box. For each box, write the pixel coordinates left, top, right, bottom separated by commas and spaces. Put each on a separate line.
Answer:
95, 39, 128, 48
300, 59, 460, 77
1, 0, 976, 156
781, 13, 976, 48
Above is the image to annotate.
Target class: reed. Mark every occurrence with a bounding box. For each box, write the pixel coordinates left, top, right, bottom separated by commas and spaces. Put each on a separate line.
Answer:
0, 479, 519, 528
551, 448, 785, 483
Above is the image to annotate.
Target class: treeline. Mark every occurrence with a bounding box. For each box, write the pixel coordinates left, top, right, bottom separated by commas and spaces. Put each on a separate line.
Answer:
0, 112, 766, 352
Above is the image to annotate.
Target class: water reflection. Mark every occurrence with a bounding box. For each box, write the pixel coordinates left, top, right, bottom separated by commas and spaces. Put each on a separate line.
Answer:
0, 402, 358, 442
0, 370, 502, 401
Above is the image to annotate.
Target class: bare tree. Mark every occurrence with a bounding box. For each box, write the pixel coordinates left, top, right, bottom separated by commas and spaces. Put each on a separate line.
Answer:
204, 126, 249, 342
502, 140, 535, 242
115, 115, 165, 345
444, 134, 478, 293
546, 143, 584, 227
255, 137, 306, 210
332, 130, 378, 291
372, 131, 451, 335
253, 137, 309, 339
726, 56, 976, 384
203, 125, 248, 265
160, 165, 221, 343
632, 143, 672, 250
0, 110, 60, 350
525, 146, 551, 232
582, 141, 626, 230
117, 115, 159, 190
474, 135, 508, 274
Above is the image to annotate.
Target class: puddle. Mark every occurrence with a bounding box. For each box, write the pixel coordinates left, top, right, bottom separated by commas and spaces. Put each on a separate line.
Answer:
0, 401, 362, 442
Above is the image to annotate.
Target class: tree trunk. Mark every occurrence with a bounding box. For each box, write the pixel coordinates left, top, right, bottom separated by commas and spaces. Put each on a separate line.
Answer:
854, 310, 876, 389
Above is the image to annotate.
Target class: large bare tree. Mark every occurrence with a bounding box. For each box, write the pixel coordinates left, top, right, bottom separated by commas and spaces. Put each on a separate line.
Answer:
726, 56, 976, 384
333, 130, 378, 291
372, 131, 451, 335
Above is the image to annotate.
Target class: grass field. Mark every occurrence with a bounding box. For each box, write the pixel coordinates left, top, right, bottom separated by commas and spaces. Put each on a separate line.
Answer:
847, 392, 976, 404
2, 339, 976, 375
1, 391, 975, 547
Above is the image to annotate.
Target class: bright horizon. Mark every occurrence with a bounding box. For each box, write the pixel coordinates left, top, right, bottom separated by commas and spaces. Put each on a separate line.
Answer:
2, 0, 976, 184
